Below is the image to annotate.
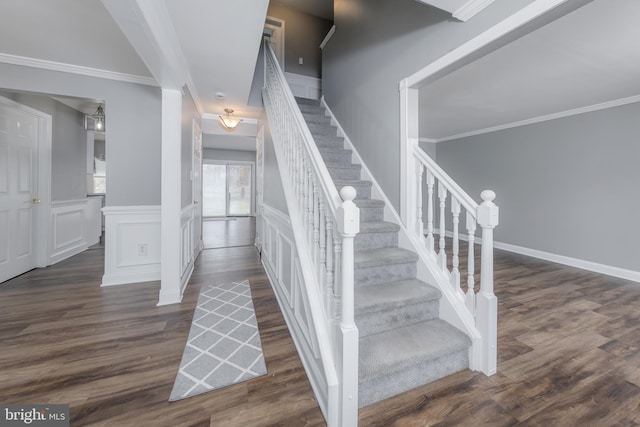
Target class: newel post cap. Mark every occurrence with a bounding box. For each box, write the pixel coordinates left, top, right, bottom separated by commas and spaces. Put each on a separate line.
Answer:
337, 186, 360, 235
477, 189, 499, 227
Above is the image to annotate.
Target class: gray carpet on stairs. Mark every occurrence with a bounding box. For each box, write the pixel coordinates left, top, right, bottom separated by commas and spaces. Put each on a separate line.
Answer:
295, 97, 471, 408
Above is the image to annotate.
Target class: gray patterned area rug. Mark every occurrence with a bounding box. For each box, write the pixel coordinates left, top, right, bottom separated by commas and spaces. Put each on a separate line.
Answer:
169, 280, 267, 401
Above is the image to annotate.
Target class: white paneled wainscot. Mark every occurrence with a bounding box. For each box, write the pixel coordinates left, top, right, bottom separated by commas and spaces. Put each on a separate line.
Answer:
50, 198, 103, 265
101, 205, 161, 287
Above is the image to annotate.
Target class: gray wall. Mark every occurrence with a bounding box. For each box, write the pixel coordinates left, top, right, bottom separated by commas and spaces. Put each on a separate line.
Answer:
0, 62, 162, 206
267, 3, 333, 78
261, 115, 288, 214
181, 87, 199, 208
436, 102, 640, 272
322, 0, 533, 210
0, 90, 87, 201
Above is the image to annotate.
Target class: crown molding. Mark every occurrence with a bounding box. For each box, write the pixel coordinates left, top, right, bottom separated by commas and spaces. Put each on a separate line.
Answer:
453, 0, 497, 21
0, 53, 158, 86
432, 94, 640, 143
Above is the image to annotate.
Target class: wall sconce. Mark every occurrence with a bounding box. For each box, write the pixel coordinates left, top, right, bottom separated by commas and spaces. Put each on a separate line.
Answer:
85, 104, 105, 132
219, 108, 243, 130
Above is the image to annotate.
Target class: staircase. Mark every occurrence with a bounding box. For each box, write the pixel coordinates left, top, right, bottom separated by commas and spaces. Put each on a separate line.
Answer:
296, 97, 471, 407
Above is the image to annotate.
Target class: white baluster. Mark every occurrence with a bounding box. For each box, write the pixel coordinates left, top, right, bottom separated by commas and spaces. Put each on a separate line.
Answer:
325, 215, 335, 316
426, 170, 435, 254
465, 211, 477, 315
307, 169, 314, 246
313, 183, 320, 270
438, 181, 447, 271
476, 189, 499, 375
451, 197, 462, 299
318, 199, 326, 300
416, 160, 424, 240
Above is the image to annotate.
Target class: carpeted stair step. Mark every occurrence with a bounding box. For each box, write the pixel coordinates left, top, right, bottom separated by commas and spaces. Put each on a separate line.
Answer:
355, 279, 441, 337
298, 103, 326, 115
333, 179, 372, 200
355, 247, 418, 286
308, 122, 338, 137
302, 112, 331, 125
326, 162, 362, 181
355, 221, 400, 250
317, 147, 352, 165
358, 319, 471, 407
313, 135, 345, 149
354, 199, 385, 222
295, 97, 321, 106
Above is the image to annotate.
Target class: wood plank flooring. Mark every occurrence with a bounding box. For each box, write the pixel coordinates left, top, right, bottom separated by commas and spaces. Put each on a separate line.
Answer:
1, 229, 640, 425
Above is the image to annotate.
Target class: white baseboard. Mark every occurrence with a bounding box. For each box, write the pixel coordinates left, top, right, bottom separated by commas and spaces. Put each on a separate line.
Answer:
285, 72, 321, 100
436, 229, 640, 283
101, 205, 161, 287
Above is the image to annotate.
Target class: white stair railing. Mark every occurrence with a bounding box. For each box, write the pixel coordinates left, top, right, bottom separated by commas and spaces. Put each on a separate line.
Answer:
411, 146, 499, 375
262, 40, 359, 426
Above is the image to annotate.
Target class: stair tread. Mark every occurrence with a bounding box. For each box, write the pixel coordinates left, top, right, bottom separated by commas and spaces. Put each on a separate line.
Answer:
295, 97, 320, 106
355, 279, 440, 314
359, 221, 399, 233
317, 147, 351, 154
355, 247, 418, 268
359, 319, 471, 380
354, 199, 385, 208
325, 162, 361, 170
334, 179, 372, 186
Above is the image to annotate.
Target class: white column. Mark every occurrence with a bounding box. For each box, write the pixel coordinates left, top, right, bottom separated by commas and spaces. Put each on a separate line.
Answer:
159, 89, 183, 306
400, 79, 419, 229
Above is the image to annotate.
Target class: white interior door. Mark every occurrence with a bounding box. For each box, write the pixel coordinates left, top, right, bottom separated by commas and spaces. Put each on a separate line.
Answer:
265, 16, 285, 70
0, 101, 39, 283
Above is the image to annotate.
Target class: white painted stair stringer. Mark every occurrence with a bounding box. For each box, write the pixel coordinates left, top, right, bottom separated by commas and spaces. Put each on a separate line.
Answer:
320, 96, 483, 371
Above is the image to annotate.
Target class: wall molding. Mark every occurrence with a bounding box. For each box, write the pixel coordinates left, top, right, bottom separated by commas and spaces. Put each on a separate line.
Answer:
453, 0, 498, 21
320, 25, 336, 50
433, 94, 640, 142
101, 205, 161, 287
285, 72, 321, 101
0, 53, 158, 87
49, 199, 88, 265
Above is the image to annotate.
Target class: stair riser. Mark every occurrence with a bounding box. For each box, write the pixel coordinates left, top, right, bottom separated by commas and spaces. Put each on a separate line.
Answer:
327, 166, 361, 181
319, 150, 352, 165
359, 207, 385, 222
315, 137, 344, 149
303, 114, 331, 125
309, 123, 338, 137
356, 300, 439, 337
355, 262, 416, 287
355, 231, 398, 251
298, 104, 325, 114
359, 349, 468, 408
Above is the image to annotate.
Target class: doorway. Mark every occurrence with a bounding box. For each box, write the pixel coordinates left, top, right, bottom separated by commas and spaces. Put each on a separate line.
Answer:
202, 161, 253, 217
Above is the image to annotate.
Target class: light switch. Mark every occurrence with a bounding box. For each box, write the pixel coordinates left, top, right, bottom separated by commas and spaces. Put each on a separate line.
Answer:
298, 57, 303, 65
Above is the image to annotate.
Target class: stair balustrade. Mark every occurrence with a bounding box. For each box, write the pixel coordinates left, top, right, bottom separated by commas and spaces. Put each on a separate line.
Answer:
411, 146, 499, 375
262, 40, 359, 426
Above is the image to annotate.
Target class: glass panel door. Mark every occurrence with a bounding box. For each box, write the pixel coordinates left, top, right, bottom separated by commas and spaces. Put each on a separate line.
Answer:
202, 162, 252, 217
203, 163, 227, 216
228, 164, 251, 216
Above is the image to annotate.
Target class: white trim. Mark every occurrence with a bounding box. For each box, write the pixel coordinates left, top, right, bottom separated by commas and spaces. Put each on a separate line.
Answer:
101, 205, 161, 287
320, 25, 336, 50
494, 241, 640, 283
201, 113, 258, 125
437, 229, 640, 283
419, 137, 438, 144
431, 94, 640, 142
453, 0, 498, 21
0, 53, 158, 87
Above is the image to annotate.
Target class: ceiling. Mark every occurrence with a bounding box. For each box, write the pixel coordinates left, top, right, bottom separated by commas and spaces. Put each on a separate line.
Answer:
420, 0, 640, 141
272, 0, 333, 20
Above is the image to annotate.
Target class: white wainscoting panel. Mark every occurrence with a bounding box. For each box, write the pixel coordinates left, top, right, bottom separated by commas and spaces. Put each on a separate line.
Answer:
50, 199, 88, 265
85, 196, 103, 246
284, 72, 321, 100
101, 205, 161, 286
259, 203, 331, 417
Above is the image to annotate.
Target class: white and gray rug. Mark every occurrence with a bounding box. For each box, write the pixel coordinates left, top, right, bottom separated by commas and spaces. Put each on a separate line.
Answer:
169, 280, 267, 401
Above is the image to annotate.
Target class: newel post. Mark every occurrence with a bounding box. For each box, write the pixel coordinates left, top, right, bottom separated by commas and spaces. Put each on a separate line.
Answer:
400, 79, 419, 231
337, 186, 359, 426
476, 190, 499, 375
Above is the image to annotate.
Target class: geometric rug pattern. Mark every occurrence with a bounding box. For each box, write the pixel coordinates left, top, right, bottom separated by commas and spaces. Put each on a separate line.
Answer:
169, 280, 267, 401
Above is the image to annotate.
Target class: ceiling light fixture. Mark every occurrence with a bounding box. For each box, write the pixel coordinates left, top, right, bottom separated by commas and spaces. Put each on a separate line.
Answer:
84, 103, 106, 132
219, 108, 242, 131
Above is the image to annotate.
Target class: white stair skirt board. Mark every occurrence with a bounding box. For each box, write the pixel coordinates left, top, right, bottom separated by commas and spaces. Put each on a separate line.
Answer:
285, 72, 321, 101
50, 198, 102, 265
101, 205, 161, 287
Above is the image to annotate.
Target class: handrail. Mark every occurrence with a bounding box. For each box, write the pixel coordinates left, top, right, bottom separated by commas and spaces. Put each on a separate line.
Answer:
262, 38, 360, 426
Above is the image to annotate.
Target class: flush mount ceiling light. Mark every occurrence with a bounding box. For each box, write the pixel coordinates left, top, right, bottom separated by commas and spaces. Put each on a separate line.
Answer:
219, 108, 243, 131
84, 103, 105, 132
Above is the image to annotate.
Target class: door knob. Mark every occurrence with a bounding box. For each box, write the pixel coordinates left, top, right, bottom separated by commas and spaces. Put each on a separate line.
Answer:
32, 198, 40, 204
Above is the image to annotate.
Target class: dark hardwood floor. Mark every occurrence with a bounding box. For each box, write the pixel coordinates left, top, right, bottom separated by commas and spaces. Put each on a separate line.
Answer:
1, 226, 640, 426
